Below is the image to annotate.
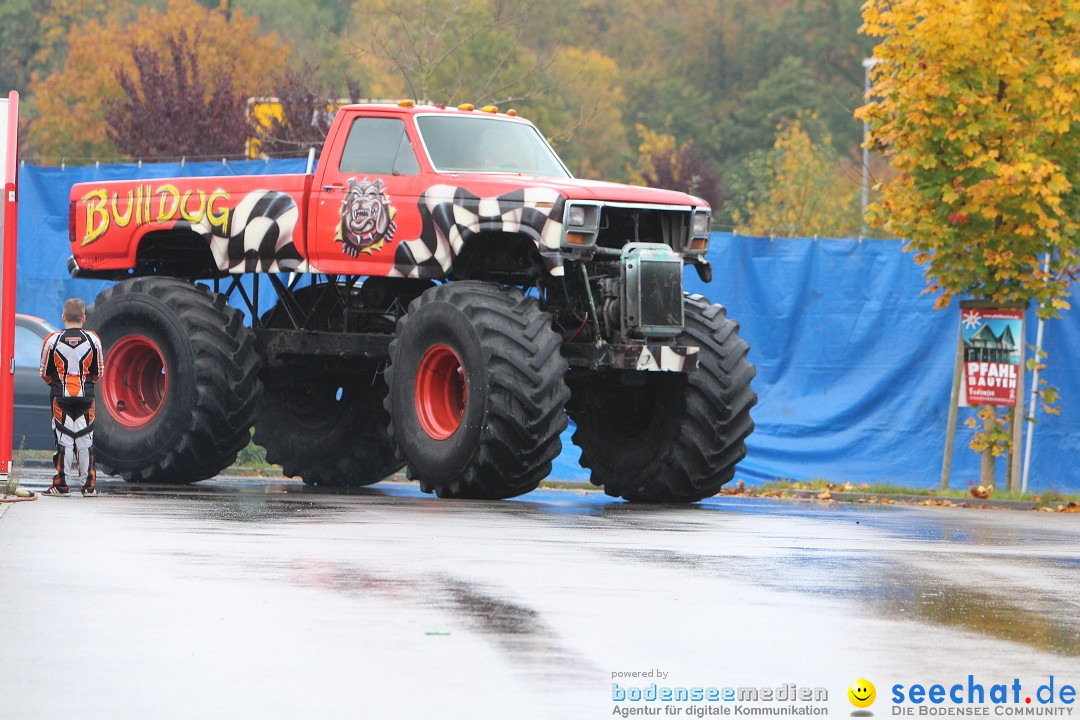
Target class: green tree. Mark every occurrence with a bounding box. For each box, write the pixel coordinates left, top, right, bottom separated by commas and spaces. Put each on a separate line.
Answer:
0, 0, 44, 96
235, 0, 358, 94
342, 1, 631, 179
1, 0, 144, 127
523, 47, 631, 180
345, 0, 548, 105
858, 0, 1079, 485
720, 56, 832, 158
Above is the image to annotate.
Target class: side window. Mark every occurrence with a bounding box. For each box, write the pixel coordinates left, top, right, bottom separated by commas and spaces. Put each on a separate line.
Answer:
14, 325, 44, 368
393, 130, 420, 175
339, 117, 420, 176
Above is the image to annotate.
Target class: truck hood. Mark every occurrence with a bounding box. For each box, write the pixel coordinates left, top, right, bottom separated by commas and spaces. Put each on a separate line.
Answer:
445, 172, 706, 208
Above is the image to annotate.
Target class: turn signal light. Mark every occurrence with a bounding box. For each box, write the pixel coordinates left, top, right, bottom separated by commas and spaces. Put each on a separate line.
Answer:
564, 232, 590, 246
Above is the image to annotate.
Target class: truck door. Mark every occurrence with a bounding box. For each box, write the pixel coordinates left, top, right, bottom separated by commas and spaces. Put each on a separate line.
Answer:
313, 115, 424, 275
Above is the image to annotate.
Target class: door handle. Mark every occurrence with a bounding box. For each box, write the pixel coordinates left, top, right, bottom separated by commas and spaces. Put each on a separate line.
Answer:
322, 183, 344, 192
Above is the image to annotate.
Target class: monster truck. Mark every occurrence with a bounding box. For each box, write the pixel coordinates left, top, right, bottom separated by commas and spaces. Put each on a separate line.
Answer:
67, 101, 756, 501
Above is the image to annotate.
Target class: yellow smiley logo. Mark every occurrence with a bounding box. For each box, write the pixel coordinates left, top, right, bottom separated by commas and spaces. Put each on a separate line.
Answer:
848, 678, 876, 708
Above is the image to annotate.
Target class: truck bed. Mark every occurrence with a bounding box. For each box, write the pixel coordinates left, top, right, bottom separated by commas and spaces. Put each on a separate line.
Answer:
70, 173, 313, 275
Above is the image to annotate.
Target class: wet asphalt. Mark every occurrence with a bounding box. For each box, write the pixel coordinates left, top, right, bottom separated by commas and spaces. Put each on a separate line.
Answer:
1, 473, 1078, 719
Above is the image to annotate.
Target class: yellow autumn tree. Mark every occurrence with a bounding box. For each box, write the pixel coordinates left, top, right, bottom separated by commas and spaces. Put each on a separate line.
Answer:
735, 118, 860, 237
29, 0, 289, 161
858, 0, 1078, 312
858, 0, 1079, 486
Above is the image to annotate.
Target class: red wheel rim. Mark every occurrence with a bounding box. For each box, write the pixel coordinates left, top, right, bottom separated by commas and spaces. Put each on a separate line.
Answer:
415, 345, 467, 440
103, 336, 168, 428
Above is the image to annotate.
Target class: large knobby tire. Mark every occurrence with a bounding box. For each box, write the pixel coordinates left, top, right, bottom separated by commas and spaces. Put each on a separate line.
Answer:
567, 294, 756, 503
254, 368, 402, 488
252, 283, 403, 488
86, 277, 262, 483
384, 281, 569, 499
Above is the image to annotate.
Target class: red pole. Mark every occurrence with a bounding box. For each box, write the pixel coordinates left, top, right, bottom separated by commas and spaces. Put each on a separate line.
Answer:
0, 91, 19, 475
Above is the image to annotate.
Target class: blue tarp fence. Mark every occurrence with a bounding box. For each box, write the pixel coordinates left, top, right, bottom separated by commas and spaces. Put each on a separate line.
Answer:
16, 160, 1079, 491
16, 158, 309, 322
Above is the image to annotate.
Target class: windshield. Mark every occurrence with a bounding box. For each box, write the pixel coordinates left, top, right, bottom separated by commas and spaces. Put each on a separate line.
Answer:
415, 115, 571, 178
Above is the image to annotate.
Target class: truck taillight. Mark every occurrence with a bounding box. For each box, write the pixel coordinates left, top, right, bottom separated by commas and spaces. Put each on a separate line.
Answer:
69, 200, 76, 244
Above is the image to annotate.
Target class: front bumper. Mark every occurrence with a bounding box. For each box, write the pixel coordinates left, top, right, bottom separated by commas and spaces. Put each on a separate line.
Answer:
562, 343, 699, 373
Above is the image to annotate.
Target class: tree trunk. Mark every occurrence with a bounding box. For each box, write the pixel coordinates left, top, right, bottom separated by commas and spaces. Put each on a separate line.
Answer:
980, 409, 996, 488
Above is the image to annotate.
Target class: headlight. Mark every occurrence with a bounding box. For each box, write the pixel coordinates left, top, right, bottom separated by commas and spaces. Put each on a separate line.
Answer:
683, 209, 710, 254
692, 212, 710, 236
561, 202, 601, 255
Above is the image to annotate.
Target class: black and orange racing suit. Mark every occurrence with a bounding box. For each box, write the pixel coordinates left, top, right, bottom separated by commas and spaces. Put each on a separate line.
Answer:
39, 328, 105, 491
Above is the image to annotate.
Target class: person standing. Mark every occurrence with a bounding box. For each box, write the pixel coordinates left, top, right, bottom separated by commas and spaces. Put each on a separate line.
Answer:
39, 298, 104, 496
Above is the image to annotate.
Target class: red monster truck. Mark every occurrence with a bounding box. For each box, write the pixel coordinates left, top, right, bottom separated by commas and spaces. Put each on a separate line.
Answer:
68, 101, 756, 502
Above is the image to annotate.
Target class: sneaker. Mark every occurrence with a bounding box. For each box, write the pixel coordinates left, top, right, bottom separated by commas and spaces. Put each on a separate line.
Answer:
82, 487, 98, 496
42, 485, 71, 496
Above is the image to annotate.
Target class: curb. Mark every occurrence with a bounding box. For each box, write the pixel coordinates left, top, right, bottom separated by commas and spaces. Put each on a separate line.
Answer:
17, 458, 282, 477
1, 491, 38, 503
11, 459, 1063, 510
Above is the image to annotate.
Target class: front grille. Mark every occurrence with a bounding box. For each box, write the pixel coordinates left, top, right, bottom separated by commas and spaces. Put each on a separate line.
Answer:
622, 244, 684, 339
597, 206, 691, 250
638, 261, 683, 330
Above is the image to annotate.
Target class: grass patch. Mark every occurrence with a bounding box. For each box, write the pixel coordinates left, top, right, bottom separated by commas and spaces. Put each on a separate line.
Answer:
3, 436, 28, 497
539, 479, 599, 491
752, 478, 1078, 506
235, 429, 273, 469
18, 449, 54, 461
16, 435, 278, 471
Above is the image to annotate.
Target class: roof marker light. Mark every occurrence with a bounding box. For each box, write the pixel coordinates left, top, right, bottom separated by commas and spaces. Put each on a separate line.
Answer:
398, 99, 415, 107
480, 105, 498, 113
458, 103, 475, 111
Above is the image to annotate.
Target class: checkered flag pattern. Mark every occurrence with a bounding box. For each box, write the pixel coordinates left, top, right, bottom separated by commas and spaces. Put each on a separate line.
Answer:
179, 190, 306, 274
391, 185, 566, 278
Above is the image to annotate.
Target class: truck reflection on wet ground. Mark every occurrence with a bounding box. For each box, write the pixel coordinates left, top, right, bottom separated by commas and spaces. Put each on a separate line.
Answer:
286, 561, 597, 679
49, 475, 1080, 660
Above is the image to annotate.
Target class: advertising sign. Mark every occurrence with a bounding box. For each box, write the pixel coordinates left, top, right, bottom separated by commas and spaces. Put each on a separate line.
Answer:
960, 306, 1024, 407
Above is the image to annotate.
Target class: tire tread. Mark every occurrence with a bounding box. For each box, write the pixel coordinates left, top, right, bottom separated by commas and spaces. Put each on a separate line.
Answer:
88, 278, 262, 483
385, 281, 569, 499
